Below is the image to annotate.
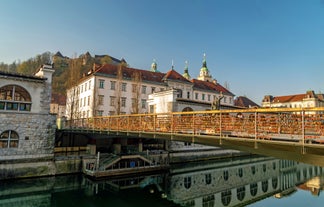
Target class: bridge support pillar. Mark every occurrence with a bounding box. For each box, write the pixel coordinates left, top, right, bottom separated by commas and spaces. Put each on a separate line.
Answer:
254, 142, 258, 149
138, 141, 143, 153
113, 144, 121, 154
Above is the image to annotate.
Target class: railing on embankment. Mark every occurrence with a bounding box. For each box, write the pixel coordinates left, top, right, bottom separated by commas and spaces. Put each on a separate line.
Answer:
63, 107, 324, 144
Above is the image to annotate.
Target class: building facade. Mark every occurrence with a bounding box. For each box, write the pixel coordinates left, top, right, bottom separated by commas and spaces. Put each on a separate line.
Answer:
0, 64, 56, 161
262, 90, 324, 108
65, 56, 235, 119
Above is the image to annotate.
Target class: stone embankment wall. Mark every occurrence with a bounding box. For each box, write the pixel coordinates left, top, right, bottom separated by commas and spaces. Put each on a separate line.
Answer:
0, 157, 82, 180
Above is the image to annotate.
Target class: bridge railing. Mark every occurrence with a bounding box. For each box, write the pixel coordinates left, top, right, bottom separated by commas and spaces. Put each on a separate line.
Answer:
64, 107, 324, 143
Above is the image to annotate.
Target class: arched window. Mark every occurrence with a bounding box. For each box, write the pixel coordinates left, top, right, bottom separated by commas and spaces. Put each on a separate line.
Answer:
205, 173, 212, 185
250, 183, 258, 196
184, 176, 191, 189
262, 180, 268, 193
272, 178, 278, 189
0, 130, 19, 148
0, 85, 31, 111
237, 186, 246, 201
223, 170, 229, 181
221, 190, 232, 206
238, 168, 243, 177
182, 107, 193, 112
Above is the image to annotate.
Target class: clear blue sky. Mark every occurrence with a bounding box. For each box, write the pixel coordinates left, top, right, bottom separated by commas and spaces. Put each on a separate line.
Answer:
0, 0, 323, 104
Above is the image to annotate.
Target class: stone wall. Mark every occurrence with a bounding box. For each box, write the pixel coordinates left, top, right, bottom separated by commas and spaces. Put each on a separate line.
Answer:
0, 112, 56, 160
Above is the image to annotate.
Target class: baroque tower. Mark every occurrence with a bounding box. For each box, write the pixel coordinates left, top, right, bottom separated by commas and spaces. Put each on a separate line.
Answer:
197, 53, 212, 82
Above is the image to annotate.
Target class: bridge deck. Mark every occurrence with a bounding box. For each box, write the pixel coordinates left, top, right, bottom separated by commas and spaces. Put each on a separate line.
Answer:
61, 107, 324, 166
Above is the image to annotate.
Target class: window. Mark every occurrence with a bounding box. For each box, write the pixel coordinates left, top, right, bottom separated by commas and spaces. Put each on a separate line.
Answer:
221, 190, 232, 206
261, 180, 268, 193
85, 83, 87, 91
177, 89, 183, 98
142, 85, 147, 94
250, 183, 258, 196
0, 85, 32, 111
0, 130, 19, 148
88, 80, 91, 90
184, 176, 192, 189
111, 81, 116, 90
81, 85, 83, 93
187, 92, 190, 99
87, 96, 90, 106
272, 178, 278, 189
205, 173, 212, 185
203, 195, 215, 207
195, 93, 198, 100
121, 83, 127, 92
251, 166, 256, 174
223, 170, 229, 181
121, 97, 126, 107
208, 94, 211, 101
202, 94, 205, 100
99, 80, 105, 89
97, 110, 103, 116
238, 168, 243, 177
83, 97, 86, 106
141, 99, 146, 109
98, 95, 104, 105
237, 186, 246, 201
110, 96, 116, 106
151, 87, 156, 93
224, 97, 227, 103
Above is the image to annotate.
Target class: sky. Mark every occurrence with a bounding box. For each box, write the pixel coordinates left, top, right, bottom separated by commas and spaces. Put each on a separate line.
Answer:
0, 0, 323, 104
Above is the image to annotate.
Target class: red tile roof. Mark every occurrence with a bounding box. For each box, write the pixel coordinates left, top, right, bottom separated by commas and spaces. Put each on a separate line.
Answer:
234, 96, 259, 108
191, 79, 234, 96
163, 69, 192, 83
95, 64, 165, 83
273, 94, 306, 103
269, 91, 324, 103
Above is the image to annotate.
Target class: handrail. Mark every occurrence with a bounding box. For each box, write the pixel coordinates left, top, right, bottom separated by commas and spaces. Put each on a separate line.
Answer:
62, 107, 324, 144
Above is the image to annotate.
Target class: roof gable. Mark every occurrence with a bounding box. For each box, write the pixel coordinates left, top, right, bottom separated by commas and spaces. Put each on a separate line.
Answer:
163, 69, 192, 83
191, 79, 234, 96
234, 96, 259, 108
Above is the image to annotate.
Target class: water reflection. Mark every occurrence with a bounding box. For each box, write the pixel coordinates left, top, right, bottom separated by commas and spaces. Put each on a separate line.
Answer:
0, 155, 324, 207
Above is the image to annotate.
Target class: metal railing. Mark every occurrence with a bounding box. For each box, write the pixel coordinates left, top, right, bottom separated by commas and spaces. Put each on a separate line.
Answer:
64, 107, 324, 144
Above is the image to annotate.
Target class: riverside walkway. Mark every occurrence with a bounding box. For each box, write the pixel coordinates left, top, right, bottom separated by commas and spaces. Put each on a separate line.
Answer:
61, 107, 324, 166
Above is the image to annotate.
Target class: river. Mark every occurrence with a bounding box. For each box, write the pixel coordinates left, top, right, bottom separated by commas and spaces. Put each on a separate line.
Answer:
0, 155, 324, 207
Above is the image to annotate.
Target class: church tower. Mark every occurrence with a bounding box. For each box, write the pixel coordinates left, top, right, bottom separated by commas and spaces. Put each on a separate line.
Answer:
197, 53, 212, 82
182, 61, 191, 80
150, 59, 159, 72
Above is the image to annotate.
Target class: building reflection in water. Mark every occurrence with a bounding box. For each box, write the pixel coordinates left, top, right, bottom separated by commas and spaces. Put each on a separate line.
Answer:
0, 155, 323, 207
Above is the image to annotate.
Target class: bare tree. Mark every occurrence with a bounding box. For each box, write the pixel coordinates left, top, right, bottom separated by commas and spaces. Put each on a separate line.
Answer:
113, 64, 123, 115
66, 57, 82, 124
131, 70, 142, 114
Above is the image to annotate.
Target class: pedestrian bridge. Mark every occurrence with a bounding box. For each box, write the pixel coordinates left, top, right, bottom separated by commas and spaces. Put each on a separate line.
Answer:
60, 107, 324, 166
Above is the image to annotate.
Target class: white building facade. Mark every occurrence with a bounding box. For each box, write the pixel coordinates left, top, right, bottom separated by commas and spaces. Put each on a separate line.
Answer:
65, 56, 235, 119
262, 90, 324, 108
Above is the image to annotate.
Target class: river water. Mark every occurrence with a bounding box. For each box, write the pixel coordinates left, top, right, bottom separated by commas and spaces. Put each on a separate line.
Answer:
1, 155, 324, 207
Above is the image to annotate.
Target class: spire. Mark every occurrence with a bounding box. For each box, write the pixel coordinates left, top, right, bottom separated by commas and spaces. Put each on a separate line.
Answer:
182, 60, 191, 80
150, 59, 159, 72
202, 53, 207, 68
171, 59, 174, 70
197, 53, 212, 82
